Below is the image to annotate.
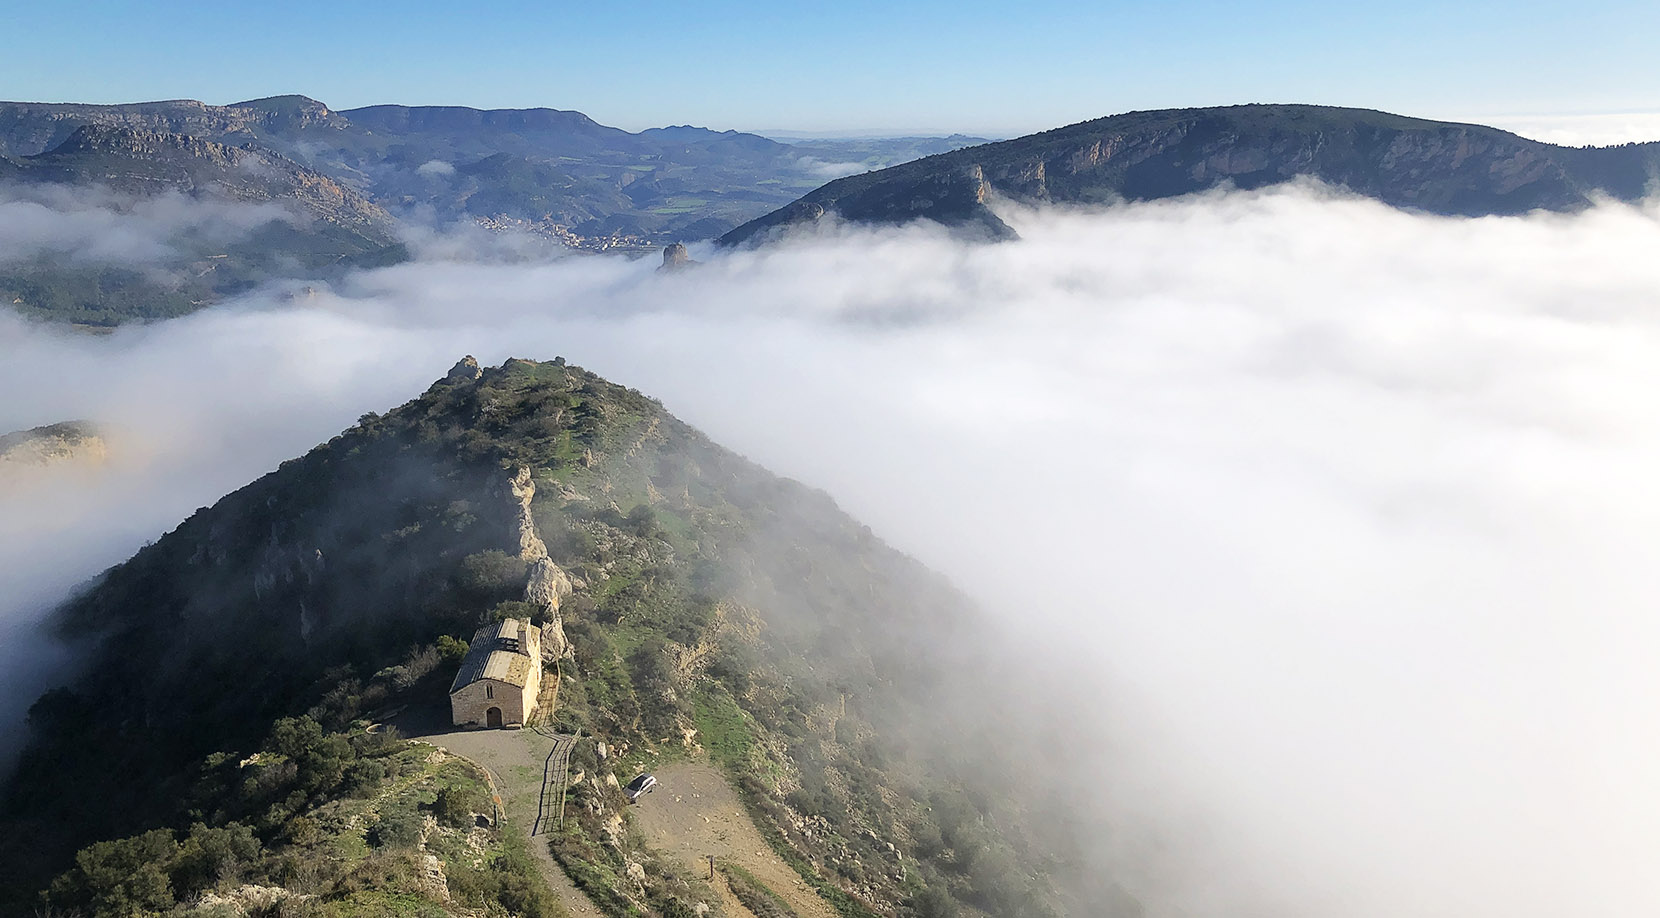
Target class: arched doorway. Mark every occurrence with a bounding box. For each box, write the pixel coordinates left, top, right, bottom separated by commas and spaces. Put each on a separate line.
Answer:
486, 707, 503, 728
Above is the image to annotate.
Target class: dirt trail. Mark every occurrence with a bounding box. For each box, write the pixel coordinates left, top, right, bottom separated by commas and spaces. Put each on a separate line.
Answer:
396, 706, 602, 917
633, 762, 839, 918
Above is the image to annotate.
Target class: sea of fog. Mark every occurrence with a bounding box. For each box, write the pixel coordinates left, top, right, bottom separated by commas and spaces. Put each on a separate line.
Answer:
5, 182, 1660, 917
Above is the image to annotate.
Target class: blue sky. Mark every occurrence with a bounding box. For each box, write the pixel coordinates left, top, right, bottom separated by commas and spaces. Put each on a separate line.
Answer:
4, 0, 1657, 135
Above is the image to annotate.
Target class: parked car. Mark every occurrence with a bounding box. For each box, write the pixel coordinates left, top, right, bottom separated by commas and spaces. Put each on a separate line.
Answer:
624, 773, 658, 802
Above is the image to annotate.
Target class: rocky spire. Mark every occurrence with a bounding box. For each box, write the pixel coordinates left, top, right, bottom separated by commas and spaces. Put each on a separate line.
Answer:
658, 242, 693, 273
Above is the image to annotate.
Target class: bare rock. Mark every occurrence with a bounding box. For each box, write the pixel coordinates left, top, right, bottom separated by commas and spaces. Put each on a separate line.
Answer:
658, 242, 696, 273
446, 355, 483, 382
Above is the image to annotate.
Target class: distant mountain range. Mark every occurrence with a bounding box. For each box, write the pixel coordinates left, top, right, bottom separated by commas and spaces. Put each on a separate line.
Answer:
0, 95, 982, 246
720, 104, 1660, 245
7, 97, 1657, 325
0, 95, 992, 324
0, 122, 406, 325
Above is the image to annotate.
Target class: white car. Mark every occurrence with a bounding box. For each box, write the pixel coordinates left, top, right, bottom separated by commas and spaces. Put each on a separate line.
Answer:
624, 773, 658, 802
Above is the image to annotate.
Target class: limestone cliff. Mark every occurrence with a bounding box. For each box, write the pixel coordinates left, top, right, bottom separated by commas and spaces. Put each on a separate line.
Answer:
15, 124, 397, 238
0, 95, 347, 158
507, 465, 574, 660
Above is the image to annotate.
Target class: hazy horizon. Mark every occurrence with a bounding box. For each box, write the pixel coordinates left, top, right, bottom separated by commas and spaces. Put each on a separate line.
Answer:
6, 89, 1659, 148
5, 0, 1656, 138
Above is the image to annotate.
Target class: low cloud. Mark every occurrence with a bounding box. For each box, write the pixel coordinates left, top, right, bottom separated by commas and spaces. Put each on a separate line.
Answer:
5, 183, 1660, 916
1473, 111, 1660, 147
415, 159, 456, 178
794, 155, 868, 180
0, 183, 296, 267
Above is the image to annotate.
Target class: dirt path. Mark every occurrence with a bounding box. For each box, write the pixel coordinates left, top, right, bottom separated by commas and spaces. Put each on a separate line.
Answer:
395, 705, 602, 918
633, 762, 839, 918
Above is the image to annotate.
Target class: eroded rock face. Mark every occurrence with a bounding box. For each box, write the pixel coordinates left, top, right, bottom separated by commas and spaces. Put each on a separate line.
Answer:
507, 466, 573, 659
15, 124, 396, 236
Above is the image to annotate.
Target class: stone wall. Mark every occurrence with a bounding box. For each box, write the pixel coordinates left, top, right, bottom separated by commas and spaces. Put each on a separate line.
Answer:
450, 619, 543, 728
451, 678, 532, 728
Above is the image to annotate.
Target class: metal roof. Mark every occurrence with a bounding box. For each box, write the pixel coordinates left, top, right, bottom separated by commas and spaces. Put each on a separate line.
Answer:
449, 618, 537, 692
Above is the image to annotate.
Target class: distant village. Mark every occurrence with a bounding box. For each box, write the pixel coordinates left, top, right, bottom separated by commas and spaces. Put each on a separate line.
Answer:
473, 214, 662, 254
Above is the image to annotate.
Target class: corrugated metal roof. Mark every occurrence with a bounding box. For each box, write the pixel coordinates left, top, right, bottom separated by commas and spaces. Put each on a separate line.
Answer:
450, 618, 537, 692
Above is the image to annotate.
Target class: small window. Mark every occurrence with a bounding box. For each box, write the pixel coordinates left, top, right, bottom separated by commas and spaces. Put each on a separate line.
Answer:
486, 684, 494, 699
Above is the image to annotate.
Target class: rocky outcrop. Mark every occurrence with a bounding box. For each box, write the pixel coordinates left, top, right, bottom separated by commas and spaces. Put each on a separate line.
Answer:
507, 466, 573, 660
718, 103, 1660, 245
193, 885, 306, 914
0, 421, 106, 473
446, 355, 483, 382
658, 242, 693, 272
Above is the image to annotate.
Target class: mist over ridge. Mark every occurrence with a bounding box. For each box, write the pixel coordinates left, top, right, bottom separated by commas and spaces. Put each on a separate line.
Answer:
5, 183, 1660, 915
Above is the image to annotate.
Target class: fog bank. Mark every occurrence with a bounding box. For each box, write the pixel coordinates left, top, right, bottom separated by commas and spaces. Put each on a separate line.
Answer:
5, 183, 1660, 916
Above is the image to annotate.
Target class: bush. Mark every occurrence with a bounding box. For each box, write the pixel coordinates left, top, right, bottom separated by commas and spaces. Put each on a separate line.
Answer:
458, 550, 529, 606
369, 806, 424, 849
433, 785, 485, 829
625, 503, 659, 537
491, 599, 541, 624
908, 886, 954, 918
708, 637, 757, 695
436, 634, 470, 664
173, 822, 262, 895
48, 829, 180, 916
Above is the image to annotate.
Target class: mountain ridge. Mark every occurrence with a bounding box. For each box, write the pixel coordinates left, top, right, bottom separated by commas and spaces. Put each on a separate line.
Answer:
719, 103, 1660, 244
2, 357, 1091, 917
0, 123, 407, 325
0, 95, 934, 264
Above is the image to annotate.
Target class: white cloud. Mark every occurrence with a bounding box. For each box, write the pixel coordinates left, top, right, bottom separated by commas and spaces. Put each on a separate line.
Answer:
794, 154, 868, 180
6, 183, 1660, 915
415, 159, 456, 177
1468, 111, 1660, 147
0, 183, 296, 266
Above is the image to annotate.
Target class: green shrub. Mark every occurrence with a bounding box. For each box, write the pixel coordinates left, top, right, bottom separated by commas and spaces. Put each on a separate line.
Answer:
173, 822, 261, 895
47, 829, 180, 916
436, 634, 470, 664
433, 785, 485, 829
369, 807, 424, 849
